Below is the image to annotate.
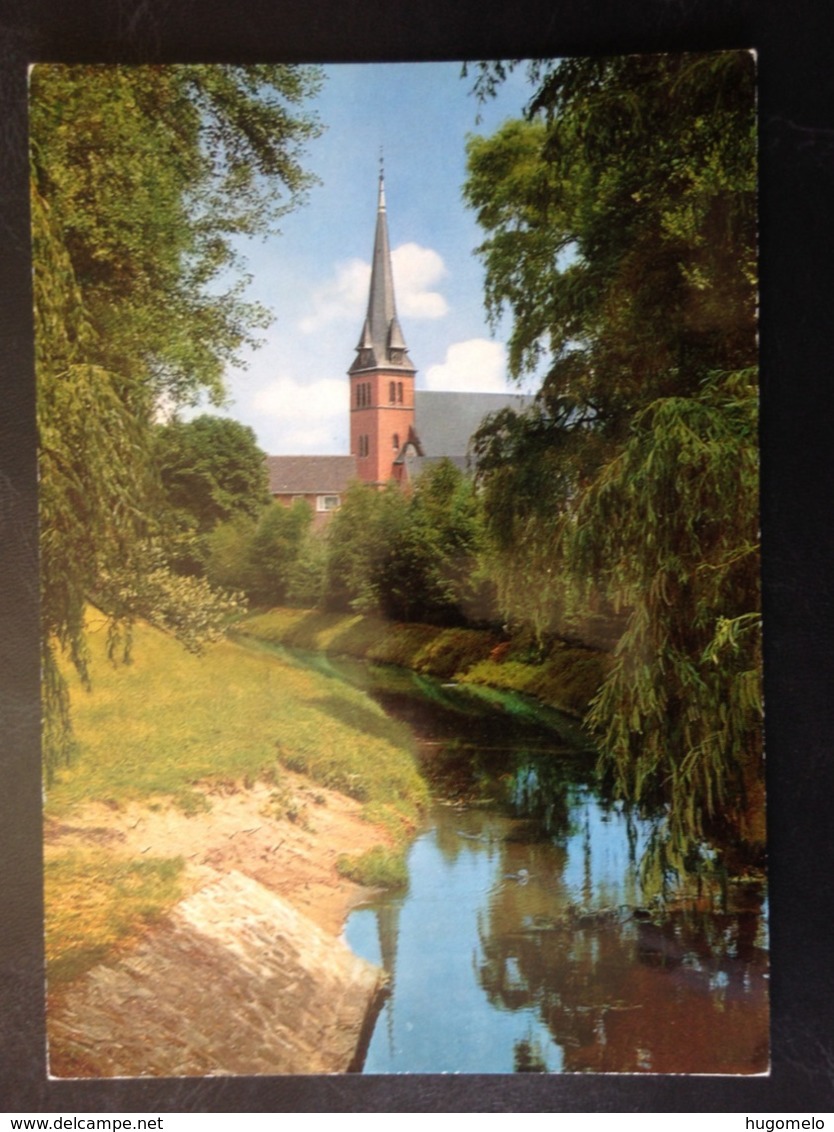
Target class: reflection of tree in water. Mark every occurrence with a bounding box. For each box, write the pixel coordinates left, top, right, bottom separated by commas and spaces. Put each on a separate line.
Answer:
508, 757, 575, 837
432, 809, 507, 867
474, 836, 571, 1013
513, 1035, 551, 1073
472, 781, 769, 1072
372, 898, 404, 1057
475, 839, 769, 1073
425, 747, 581, 869
336, 660, 767, 1072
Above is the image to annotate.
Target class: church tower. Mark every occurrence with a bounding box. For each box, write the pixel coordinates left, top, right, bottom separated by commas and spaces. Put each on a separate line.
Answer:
348, 171, 416, 487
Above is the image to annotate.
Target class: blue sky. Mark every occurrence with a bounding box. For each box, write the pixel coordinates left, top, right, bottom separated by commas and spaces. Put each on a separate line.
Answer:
208, 62, 539, 456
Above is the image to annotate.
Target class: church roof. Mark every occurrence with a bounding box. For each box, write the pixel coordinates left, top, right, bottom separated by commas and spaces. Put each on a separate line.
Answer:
349, 173, 416, 376
412, 390, 533, 460
266, 455, 357, 495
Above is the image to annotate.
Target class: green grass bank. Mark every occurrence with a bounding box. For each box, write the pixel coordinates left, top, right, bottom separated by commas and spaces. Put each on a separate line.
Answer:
49, 612, 427, 821
46, 611, 429, 985
237, 607, 609, 719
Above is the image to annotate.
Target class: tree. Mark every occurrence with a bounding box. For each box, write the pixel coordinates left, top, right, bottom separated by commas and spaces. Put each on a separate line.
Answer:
30, 65, 322, 405
32, 64, 322, 779
370, 485, 443, 623
406, 459, 493, 625
466, 55, 756, 421
206, 501, 325, 609
285, 527, 328, 609
246, 501, 314, 606
204, 514, 261, 598
573, 370, 761, 862
322, 464, 491, 626
322, 482, 386, 614
156, 415, 271, 533
154, 414, 271, 574
464, 53, 761, 863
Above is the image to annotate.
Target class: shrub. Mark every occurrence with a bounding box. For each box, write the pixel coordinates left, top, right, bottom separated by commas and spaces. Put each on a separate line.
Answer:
336, 846, 409, 889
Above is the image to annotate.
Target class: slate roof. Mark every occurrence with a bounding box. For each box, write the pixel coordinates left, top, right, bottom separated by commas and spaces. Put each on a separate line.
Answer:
348, 174, 415, 376
266, 455, 357, 495
412, 391, 534, 460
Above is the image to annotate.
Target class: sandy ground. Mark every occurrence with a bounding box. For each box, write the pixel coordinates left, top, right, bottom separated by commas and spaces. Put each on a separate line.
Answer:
44, 770, 393, 937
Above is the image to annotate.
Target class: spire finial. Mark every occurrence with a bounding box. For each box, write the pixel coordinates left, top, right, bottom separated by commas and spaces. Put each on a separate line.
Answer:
378, 149, 386, 210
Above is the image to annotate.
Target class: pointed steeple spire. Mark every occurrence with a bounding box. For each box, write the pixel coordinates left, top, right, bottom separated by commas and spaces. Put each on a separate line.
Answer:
350, 170, 416, 374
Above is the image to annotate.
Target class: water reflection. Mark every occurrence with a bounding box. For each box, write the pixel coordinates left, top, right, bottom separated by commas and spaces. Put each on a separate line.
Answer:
294, 655, 768, 1074
474, 791, 768, 1073
348, 798, 768, 1074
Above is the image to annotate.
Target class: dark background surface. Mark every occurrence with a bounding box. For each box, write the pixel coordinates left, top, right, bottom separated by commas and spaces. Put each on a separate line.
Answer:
2, 0, 833, 1113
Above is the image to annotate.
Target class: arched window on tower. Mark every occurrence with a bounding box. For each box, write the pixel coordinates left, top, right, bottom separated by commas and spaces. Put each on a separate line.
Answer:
397, 382, 403, 403
389, 380, 396, 403
392, 433, 400, 451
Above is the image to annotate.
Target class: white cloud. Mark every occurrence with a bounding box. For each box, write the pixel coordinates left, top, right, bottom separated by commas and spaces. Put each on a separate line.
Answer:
251, 375, 346, 454
298, 259, 369, 334
299, 242, 448, 333
252, 374, 345, 421
390, 243, 448, 319
424, 338, 508, 392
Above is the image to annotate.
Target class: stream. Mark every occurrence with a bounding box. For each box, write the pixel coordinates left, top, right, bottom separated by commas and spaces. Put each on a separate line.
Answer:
294, 652, 769, 1074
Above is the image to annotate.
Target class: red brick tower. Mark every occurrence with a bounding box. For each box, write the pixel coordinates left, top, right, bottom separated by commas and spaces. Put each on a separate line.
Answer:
348, 172, 416, 486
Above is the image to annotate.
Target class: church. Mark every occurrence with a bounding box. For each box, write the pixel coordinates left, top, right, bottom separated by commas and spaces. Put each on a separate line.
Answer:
266, 173, 530, 522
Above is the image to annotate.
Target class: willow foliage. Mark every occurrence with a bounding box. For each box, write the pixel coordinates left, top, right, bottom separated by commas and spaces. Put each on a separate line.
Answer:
573, 371, 761, 852
34, 185, 157, 773
32, 65, 322, 779
465, 53, 761, 860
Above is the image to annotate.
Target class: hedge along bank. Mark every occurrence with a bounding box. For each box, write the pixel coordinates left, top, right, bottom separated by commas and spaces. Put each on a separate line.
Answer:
236, 607, 610, 721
